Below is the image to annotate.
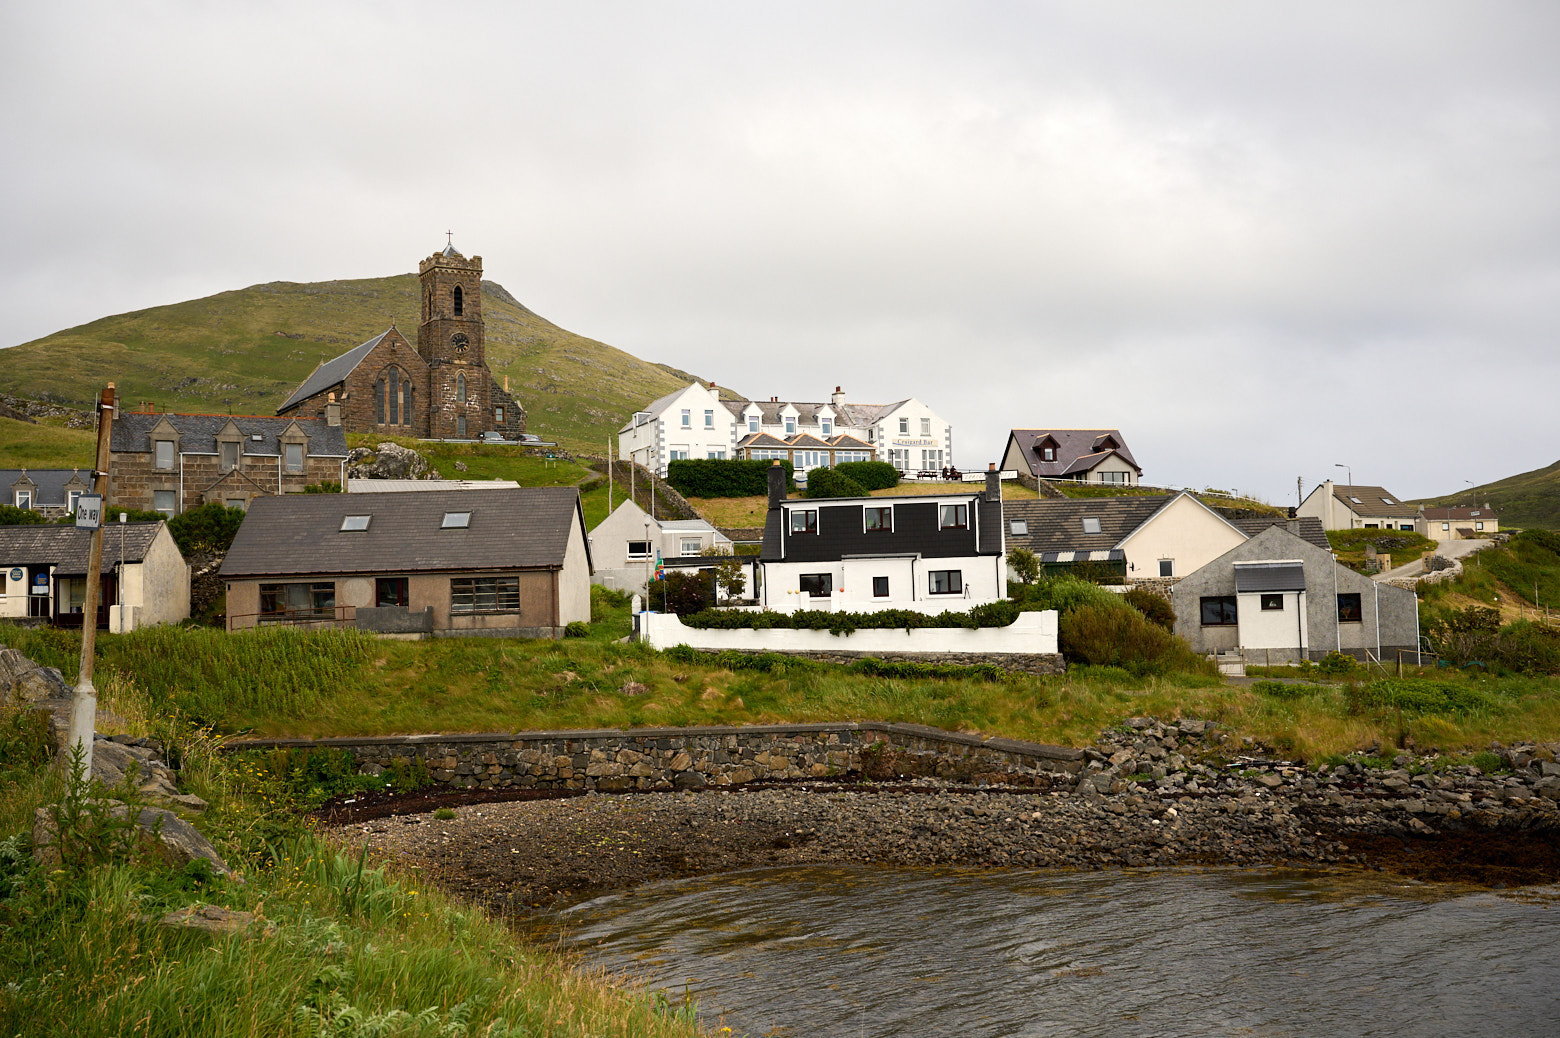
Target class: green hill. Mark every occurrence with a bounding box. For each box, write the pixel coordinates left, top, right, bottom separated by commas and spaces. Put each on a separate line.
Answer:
1415, 459, 1560, 532
0, 274, 711, 453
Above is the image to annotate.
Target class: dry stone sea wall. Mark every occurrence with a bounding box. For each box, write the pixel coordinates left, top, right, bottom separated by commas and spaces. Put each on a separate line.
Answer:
224, 722, 1086, 792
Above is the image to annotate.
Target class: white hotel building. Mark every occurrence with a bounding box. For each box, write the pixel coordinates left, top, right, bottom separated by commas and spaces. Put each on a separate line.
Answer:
620, 383, 955, 483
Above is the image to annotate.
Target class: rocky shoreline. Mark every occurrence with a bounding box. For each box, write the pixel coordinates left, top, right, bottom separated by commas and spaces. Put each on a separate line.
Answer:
328, 718, 1560, 914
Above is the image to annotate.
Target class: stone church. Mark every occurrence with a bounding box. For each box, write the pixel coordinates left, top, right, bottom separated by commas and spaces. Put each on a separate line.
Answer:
277, 242, 526, 439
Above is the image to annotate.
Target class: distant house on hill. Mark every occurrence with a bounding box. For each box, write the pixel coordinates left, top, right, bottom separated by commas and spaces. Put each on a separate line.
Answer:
109, 409, 348, 516
1296, 481, 1418, 531
220, 487, 591, 638
589, 500, 753, 597
0, 522, 189, 630
274, 242, 526, 441
1417, 505, 1498, 542
3, 468, 92, 518
1001, 429, 1142, 486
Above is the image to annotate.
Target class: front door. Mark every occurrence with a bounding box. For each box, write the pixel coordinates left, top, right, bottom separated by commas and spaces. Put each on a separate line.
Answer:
27, 567, 50, 618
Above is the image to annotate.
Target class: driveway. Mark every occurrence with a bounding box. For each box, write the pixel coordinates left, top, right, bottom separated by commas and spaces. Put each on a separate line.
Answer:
1375, 538, 1492, 581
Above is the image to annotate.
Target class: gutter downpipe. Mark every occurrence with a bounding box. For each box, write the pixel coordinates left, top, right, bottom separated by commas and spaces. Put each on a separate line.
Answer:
1332, 552, 1341, 656
1373, 580, 1381, 665
1415, 593, 1422, 666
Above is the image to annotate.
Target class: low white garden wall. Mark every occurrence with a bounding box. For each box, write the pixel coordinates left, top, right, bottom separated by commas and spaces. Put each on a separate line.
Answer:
640, 608, 1058, 656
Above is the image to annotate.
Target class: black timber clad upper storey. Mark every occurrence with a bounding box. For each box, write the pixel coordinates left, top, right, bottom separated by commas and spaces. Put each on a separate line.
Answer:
771, 496, 998, 563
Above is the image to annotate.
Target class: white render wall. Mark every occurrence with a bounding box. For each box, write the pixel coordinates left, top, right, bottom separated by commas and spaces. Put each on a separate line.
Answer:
871, 398, 955, 473
620, 383, 738, 478
1115, 493, 1247, 581
760, 554, 1006, 614
1235, 590, 1310, 652
641, 607, 1058, 655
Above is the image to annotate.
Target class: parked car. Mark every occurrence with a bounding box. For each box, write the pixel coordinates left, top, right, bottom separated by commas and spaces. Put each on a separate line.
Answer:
480, 431, 508, 444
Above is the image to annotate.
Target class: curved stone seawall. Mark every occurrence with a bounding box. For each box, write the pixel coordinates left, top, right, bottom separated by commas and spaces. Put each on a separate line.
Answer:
223, 722, 1086, 792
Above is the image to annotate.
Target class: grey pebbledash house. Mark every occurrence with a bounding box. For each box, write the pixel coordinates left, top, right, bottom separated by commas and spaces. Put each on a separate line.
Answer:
221, 487, 592, 638
1170, 524, 1420, 666
757, 464, 1006, 613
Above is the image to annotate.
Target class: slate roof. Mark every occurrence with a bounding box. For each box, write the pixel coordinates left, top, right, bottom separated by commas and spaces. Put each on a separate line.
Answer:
828, 435, 874, 451
1230, 516, 1331, 551
1233, 561, 1307, 593
112, 412, 349, 458
0, 523, 164, 575
220, 487, 586, 579
724, 398, 912, 431
1331, 485, 1413, 519
1006, 429, 1141, 479
1003, 496, 1175, 554
1421, 506, 1497, 521
277, 331, 390, 412
737, 433, 790, 449
1, 469, 92, 508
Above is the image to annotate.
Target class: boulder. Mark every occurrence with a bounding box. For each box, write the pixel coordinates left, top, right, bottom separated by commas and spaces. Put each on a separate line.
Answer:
32, 802, 234, 877
158, 904, 275, 939
346, 442, 438, 481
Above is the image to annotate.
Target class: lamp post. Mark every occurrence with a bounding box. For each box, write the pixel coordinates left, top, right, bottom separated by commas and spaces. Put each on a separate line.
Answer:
1334, 463, 1351, 488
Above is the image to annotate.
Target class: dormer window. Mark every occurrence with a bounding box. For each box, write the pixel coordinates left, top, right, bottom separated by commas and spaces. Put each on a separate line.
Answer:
821, 418, 832, 436
442, 511, 471, 529
1082, 517, 1102, 534
340, 515, 371, 532
220, 441, 240, 471
1042, 447, 1056, 462
785, 417, 796, 434
284, 442, 305, 474
748, 415, 759, 433
155, 440, 175, 471
453, 285, 464, 316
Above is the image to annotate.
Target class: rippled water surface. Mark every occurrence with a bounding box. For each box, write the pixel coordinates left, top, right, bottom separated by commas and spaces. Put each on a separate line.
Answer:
539, 867, 1560, 1037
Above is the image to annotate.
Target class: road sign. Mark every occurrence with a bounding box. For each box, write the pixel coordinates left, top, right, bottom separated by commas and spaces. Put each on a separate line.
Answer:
75, 494, 104, 529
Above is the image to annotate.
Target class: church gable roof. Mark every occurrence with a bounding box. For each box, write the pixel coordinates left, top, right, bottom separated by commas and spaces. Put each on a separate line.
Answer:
278, 330, 406, 413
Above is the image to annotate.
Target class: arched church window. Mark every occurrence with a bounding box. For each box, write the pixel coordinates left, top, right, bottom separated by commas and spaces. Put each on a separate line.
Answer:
387, 367, 400, 426
457, 373, 466, 402
375, 379, 385, 424
453, 285, 464, 316
401, 379, 413, 425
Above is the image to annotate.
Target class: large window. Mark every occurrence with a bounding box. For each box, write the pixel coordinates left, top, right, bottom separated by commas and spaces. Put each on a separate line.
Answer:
376, 577, 409, 608
1099, 471, 1130, 484
13, 490, 31, 509
680, 538, 701, 556
928, 570, 963, 595
1200, 596, 1238, 626
259, 581, 335, 621
284, 442, 305, 474
799, 573, 832, 598
627, 540, 652, 560
865, 506, 892, 532
220, 441, 240, 472
939, 504, 967, 530
1337, 593, 1363, 623
451, 576, 520, 613
790, 509, 818, 534
154, 440, 175, 470
152, 490, 176, 516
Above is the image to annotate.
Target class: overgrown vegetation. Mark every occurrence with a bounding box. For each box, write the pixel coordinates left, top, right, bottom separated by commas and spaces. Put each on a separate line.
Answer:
1327, 528, 1436, 572
802, 467, 867, 498
832, 460, 899, 491
664, 457, 794, 498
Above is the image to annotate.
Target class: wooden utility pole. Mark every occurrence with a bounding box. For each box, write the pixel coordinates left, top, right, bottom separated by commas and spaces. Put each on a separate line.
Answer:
66, 383, 116, 770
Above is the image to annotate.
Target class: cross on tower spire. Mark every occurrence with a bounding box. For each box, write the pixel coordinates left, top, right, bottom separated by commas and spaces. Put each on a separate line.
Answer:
446, 229, 453, 247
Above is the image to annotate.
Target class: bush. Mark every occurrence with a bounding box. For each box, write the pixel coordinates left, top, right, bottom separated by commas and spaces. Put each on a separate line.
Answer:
1008, 547, 1040, 586
1318, 651, 1359, 677
1123, 587, 1175, 630
665, 458, 794, 498
1010, 576, 1127, 616
0, 505, 48, 526
1059, 602, 1207, 676
564, 621, 590, 638
678, 601, 1021, 634
648, 570, 712, 615
167, 501, 247, 554
834, 461, 899, 491
803, 467, 867, 499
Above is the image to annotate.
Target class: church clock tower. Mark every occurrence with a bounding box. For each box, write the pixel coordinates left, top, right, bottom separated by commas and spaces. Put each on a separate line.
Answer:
417, 240, 489, 439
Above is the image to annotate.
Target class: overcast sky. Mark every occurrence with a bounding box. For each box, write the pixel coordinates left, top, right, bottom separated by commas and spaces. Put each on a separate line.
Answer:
3, 1, 1556, 505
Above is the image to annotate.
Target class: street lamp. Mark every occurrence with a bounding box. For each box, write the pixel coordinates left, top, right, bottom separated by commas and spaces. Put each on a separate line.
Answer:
1334, 463, 1351, 487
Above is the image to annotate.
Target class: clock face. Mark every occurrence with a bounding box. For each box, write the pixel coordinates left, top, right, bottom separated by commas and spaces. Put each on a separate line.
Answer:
451, 333, 469, 355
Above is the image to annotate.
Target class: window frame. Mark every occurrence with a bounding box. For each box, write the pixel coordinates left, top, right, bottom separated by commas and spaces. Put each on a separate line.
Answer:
154, 440, 176, 471
681, 409, 691, 428
1200, 596, 1238, 626
928, 569, 963, 595
219, 440, 240, 472
1009, 519, 1028, 536
899, 418, 909, 434
258, 581, 336, 622
152, 490, 176, 517
450, 575, 520, 614
284, 442, 305, 474
704, 409, 714, 429
626, 540, 652, 560
1260, 593, 1284, 611
799, 573, 832, 598
340, 515, 371, 532
865, 506, 893, 533
1081, 517, 1102, 535
680, 538, 701, 556
13, 490, 31, 510
938, 503, 968, 530
375, 577, 409, 608
790, 509, 818, 534
1337, 593, 1363, 624
872, 576, 890, 598
1158, 559, 1174, 578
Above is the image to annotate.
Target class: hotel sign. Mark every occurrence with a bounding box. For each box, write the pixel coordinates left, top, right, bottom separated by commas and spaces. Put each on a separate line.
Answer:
891, 438, 939, 448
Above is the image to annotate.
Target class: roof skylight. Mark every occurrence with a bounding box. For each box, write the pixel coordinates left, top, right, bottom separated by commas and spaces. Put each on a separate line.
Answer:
340, 515, 370, 532
442, 511, 471, 529
1082, 517, 1102, 534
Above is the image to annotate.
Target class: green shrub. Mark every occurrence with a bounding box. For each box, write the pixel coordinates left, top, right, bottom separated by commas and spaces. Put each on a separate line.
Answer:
564, 621, 590, 638
679, 601, 1021, 634
1058, 602, 1208, 677
0, 505, 48, 526
167, 501, 246, 554
433, 807, 456, 820
803, 467, 867, 499
665, 458, 794, 498
1011, 576, 1129, 615
1123, 587, 1175, 630
1318, 651, 1359, 677
1008, 547, 1040, 586
647, 570, 713, 615
834, 461, 899, 491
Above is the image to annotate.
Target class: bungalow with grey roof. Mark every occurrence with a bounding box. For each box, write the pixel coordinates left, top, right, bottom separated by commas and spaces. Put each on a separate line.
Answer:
0, 522, 189, 630
1296, 481, 1418, 531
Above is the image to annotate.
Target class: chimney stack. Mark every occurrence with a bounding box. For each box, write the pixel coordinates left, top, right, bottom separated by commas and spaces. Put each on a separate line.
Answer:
767, 460, 787, 508
985, 462, 1000, 503
325, 392, 341, 428
831, 385, 846, 407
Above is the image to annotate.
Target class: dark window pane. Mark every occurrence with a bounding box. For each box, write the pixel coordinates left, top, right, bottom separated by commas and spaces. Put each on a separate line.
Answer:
873, 576, 889, 597
1200, 596, 1238, 626
1337, 593, 1363, 623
